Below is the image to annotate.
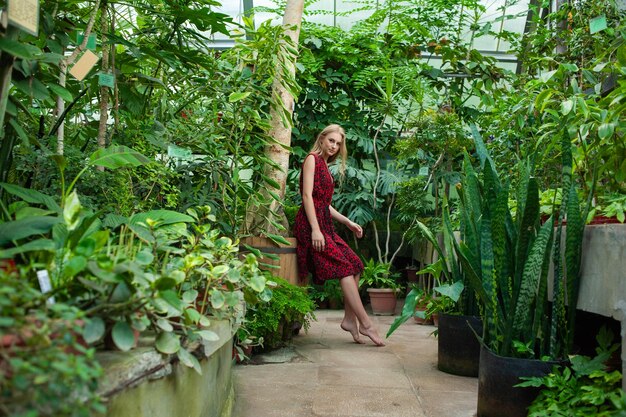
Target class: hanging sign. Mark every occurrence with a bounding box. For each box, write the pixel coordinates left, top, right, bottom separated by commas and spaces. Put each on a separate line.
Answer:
69, 50, 100, 81
7, 0, 40, 36
589, 15, 608, 34
98, 72, 115, 88
76, 32, 97, 50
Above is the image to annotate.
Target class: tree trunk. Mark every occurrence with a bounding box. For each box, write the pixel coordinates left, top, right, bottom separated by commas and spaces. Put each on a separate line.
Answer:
245, 0, 304, 237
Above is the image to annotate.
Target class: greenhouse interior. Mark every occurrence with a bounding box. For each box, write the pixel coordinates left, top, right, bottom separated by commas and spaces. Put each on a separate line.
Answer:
1, 0, 626, 416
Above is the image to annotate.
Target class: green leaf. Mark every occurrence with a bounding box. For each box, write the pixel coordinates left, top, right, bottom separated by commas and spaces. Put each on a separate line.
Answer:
88, 145, 150, 170
155, 332, 180, 354
386, 287, 422, 337
110, 282, 132, 303
210, 290, 225, 309
249, 275, 266, 292
560, 99, 574, 116
112, 321, 136, 351
196, 329, 220, 342
0, 216, 62, 245
129, 210, 194, 227
598, 123, 614, 140
0, 238, 56, 258
63, 191, 82, 231
159, 290, 183, 312
48, 83, 73, 102
212, 264, 229, 276
540, 70, 557, 83
83, 317, 105, 344
0, 38, 39, 59
156, 318, 173, 332
0, 183, 60, 212
228, 91, 251, 102
177, 347, 202, 374
62, 255, 87, 279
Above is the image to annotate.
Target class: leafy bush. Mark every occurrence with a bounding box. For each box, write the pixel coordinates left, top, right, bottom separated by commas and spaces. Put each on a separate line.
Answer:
519, 328, 626, 417
0, 266, 105, 417
245, 277, 316, 352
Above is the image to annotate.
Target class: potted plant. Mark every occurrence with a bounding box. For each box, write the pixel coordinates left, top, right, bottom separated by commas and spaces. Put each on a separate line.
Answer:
359, 259, 403, 316
448, 132, 586, 417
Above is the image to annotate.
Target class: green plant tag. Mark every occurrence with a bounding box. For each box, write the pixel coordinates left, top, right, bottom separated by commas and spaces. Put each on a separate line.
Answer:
76, 32, 97, 50
589, 15, 607, 34
167, 144, 192, 160
98, 72, 115, 88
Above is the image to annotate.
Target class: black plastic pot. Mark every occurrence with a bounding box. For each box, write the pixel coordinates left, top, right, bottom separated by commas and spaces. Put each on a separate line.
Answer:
477, 346, 560, 417
437, 314, 482, 377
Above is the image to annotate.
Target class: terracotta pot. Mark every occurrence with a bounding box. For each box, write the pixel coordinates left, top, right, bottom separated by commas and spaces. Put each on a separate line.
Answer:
367, 288, 397, 316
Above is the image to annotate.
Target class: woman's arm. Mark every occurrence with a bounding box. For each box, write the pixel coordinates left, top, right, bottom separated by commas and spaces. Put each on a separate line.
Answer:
301, 154, 325, 251
329, 205, 363, 238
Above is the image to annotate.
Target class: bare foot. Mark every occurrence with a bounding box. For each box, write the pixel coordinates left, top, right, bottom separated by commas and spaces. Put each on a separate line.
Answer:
359, 325, 385, 346
340, 320, 365, 344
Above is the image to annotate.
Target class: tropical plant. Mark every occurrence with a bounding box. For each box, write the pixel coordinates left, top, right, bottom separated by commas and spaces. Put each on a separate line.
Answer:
519, 327, 626, 417
245, 277, 316, 352
445, 129, 586, 360
0, 265, 105, 417
358, 258, 403, 291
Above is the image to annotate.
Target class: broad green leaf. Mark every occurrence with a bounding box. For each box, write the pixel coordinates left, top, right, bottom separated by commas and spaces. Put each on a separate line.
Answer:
63, 191, 82, 231
0, 216, 62, 245
83, 317, 105, 344
0, 238, 56, 258
177, 347, 202, 374
159, 290, 183, 312
560, 99, 574, 115
598, 123, 614, 139
156, 318, 173, 332
249, 275, 266, 292
183, 290, 198, 303
48, 83, 73, 102
0, 38, 39, 59
110, 282, 132, 303
539, 70, 557, 83
433, 281, 464, 302
14, 207, 54, 220
196, 330, 220, 342
112, 321, 136, 351
129, 210, 194, 227
212, 264, 229, 276
155, 331, 180, 354
62, 255, 87, 279
0, 183, 60, 212
387, 288, 422, 337
228, 91, 251, 102
88, 145, 150, 170
210, 289, 225, 309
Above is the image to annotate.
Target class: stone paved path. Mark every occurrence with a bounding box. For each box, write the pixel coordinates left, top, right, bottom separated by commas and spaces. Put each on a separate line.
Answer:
233, 309, 478, 417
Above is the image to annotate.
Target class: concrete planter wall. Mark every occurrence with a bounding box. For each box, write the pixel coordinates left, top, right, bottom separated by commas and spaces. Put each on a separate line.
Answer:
97, 320, 236, 417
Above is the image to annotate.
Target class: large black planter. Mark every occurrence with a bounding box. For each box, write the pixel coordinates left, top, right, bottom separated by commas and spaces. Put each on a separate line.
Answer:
477, 346, 560, 417
437, 314, 482, 377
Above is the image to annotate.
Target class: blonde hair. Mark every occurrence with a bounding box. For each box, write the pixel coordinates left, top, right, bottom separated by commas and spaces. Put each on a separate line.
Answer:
309, 124, 348, 180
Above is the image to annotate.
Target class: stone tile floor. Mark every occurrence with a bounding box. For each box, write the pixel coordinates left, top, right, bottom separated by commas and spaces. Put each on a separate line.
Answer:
233, 308, 478, 417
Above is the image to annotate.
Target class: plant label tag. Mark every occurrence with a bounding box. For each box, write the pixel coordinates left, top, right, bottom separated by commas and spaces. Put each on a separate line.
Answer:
98, 72, 115, 88
7, 0, 40, 36
69, 50, 100, 81
589, 15, 607, 34
76, 32, 97, 50
36, 270, 56, 305
168, 144, 192, 160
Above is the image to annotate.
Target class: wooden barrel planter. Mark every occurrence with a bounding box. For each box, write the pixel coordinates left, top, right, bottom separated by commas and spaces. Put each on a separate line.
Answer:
240, 237, 299, 285
437, 314, 482, 377
477, 346, 561, 417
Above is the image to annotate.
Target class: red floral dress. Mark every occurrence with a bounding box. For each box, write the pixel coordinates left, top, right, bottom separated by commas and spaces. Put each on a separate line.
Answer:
294, 153, 364, 284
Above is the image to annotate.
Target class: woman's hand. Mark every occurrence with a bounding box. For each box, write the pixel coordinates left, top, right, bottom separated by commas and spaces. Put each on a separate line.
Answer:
312, 229, 325, 251
347, 221, 363, 238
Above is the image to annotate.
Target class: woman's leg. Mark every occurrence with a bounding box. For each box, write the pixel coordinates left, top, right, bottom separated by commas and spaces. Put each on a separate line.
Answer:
340, 274, 364, 343
340, 275, 385, 346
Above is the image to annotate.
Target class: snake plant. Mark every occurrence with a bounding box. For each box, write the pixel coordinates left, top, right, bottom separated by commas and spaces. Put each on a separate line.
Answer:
448, 130, 586, 359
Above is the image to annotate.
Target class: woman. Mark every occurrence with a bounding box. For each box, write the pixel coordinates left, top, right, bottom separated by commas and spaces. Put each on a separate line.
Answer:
294, 124, 385, 346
